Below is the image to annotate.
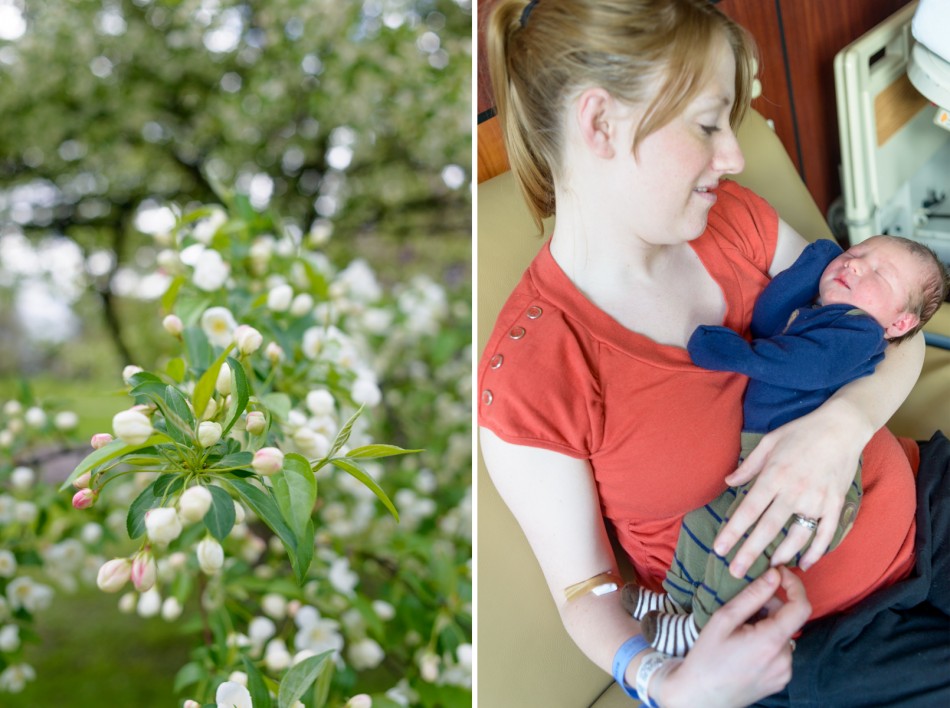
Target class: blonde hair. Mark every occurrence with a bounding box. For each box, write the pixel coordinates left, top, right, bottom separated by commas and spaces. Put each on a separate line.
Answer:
487, 0, 758, 233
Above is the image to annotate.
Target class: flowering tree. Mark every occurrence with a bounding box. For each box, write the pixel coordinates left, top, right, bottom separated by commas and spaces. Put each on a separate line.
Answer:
0, 188, 472, 706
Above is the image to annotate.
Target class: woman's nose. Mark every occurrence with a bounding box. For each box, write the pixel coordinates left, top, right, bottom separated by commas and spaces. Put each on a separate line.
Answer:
713, 129, 745, 175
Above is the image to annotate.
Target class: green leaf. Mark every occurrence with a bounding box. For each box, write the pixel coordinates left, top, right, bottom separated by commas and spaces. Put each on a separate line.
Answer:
311, 646, 335, 708
59, 434, 173, 491
184, 324, 213, 368
327, 405, 363, 459
166, 356, 187, 383
262, 392, 292, 421
161, 275, 185, 315
129, 371, 169, 403
345, 444, 422, 460
210, 451, 253, 470
204, 485, 236, 540
221, 356, 250, 436
277, 651, 333, 708
273, 453, 317, 539
172, 661, 205, 694
127, 474, 183, 539
242, 655, 274, 708
192, 344, 234, 423
330, 457, 399, 522
163, 384, 197, 440
225, 478, 310, 583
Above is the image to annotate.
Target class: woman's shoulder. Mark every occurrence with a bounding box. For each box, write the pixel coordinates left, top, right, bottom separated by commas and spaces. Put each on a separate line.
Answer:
700, 179, 779, 273
477, 256, 605, 459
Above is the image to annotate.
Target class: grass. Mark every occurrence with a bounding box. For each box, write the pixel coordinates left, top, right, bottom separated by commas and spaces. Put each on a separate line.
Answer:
4, 586, 194, 706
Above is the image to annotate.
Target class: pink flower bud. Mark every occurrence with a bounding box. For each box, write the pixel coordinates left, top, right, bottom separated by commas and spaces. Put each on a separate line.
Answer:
90, 433, 114, 449
72, 488, 98, 510
183, 701, 201, 708
72, 471, 92, 490
131, 550, 157, 592
162, 314, 183, 337
97, 558, 132, 593
252, 447, 284, 476
245, 411, 266, 435
234, 324, 263, 355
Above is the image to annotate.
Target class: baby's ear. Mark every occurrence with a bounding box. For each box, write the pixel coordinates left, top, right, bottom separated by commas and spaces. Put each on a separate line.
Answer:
885, 311, 919, 339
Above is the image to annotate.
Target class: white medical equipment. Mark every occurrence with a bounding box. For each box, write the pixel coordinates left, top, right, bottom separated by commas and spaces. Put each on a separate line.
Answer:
834, 0, 950, 262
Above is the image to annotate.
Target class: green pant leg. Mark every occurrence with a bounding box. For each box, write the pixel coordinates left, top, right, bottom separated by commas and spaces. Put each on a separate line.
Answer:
661, 489, 741, 611
690, 432, 863, 628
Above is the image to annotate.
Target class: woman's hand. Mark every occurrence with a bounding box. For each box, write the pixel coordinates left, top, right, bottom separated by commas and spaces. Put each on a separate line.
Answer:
653, 567, 810, 708
712, 400, 867, 577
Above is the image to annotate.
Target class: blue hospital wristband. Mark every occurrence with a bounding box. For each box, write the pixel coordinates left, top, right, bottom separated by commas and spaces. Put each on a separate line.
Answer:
611, 635, 653, 703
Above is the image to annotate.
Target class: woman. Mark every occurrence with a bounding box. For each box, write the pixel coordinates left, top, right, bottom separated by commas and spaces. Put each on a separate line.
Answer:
478, 1, 939, 705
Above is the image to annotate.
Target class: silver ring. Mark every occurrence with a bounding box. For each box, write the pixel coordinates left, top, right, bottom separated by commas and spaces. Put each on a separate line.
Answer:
792, 514, 818, 531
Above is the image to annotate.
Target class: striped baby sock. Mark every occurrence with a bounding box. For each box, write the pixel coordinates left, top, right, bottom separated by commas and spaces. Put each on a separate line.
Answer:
641, 611, 699, 657
621, 585, 687, 620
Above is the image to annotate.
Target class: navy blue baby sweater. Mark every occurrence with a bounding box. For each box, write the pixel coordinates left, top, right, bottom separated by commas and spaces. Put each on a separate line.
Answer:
688, 240, 887, 432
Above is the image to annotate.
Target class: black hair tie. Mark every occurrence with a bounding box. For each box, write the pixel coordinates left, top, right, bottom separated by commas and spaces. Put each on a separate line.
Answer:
520, 0, 539, 28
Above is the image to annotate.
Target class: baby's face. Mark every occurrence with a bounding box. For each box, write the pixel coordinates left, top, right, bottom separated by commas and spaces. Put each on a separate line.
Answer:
818, 237, 921, 339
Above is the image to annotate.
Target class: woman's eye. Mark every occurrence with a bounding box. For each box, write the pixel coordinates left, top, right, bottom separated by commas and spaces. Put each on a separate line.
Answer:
700, 125, 720, 136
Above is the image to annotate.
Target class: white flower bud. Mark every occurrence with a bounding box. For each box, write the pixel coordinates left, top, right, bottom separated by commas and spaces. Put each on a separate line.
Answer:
2, 400, 22, 416
252, 447, 284, 476
198, 421, 223, 448
290, 293, 314, 317
305, 389, 335, 416
245, 411, 266, 435
122, 365, 144, 385
348, 638, 385, 670
345, 694, 373, 708
162, 314, 184, 336
214, 361, 232, 396
113, 409, 154, 445
234, 325, 263, 355
161, 596, 183, 621
201, 397, 218, 421
96, 558, 132, 593
267, 284, 293, 312
261, 593, 287, 620
137, 588, 162, 617
351, 376, 382, 407
145, 507, 183, 546
54, 411, 79, 431
0, 625, 20, 653
265, 341, 285, 364
118, 592, 137, 614
24, 407, 46, 428
178, 486, 213, 524
10, 467, 34, 491
197, 537, 224, 574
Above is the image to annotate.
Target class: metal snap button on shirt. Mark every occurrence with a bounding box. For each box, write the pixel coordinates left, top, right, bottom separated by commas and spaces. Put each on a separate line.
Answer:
526, 306, 543, 319
489, 354, 504, 369
509, 326, 526, 339
481, 390, 493, 405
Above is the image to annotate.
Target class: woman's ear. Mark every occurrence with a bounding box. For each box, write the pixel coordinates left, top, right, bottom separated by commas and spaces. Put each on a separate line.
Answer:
575, 88, 616, 159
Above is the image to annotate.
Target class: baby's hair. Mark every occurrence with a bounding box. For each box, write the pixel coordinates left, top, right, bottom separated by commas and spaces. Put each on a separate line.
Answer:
486, 0, 757, 234
877, 235, 950, 344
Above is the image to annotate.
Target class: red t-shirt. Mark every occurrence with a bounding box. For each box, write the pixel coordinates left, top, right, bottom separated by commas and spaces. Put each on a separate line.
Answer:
478, 180, 917, 621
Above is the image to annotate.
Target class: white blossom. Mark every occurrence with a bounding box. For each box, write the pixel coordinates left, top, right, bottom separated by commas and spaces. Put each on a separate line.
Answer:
10, 467, 33, 491
193, 249, 230, 291
6, 576, 54, 613
348, 637, 385, 670
0, 624, 20, 652
0, 663, 35, 693
201, 306, 238, 348
215, 680, 252, 708
0, 550, 17, 578
294, 605, 343, 655
137, 588, 162, 617
267, 283, 294, 312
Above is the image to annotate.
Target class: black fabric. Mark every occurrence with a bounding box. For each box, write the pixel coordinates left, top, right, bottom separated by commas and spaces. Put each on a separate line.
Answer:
755, 431, 950, 708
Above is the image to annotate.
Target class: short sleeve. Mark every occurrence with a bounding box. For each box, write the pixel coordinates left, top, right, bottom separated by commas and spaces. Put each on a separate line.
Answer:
706, 180, 779, 274
477, 271, 604, 459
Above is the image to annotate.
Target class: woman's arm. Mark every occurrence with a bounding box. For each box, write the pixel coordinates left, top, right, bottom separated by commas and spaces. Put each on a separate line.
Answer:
714, 219, 926, 576
480, 427, 811, 707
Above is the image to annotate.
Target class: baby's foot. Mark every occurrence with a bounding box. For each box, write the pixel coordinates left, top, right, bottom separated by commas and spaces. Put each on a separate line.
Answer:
620, 585, 686, 620
641, 611, 699, 657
